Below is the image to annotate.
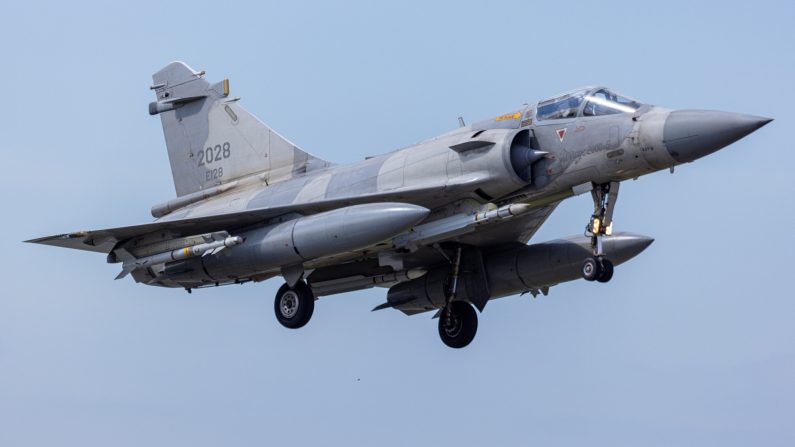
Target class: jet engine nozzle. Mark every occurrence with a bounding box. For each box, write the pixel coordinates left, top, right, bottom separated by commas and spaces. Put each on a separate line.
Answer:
663, 110, 772, 163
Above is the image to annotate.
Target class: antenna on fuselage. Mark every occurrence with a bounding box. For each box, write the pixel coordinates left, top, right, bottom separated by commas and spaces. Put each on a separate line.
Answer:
458, 116, 466, 128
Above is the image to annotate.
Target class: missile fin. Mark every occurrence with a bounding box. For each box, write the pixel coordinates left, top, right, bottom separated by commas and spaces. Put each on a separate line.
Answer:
203, 246, 224, 257
115, 265, 135, 280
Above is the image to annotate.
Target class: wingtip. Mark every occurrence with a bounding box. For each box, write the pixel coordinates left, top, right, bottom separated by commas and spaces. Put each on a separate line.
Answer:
24, 235, 62, 244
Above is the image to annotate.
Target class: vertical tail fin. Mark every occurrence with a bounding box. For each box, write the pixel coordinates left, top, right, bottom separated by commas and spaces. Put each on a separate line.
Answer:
149, 61, 329, 197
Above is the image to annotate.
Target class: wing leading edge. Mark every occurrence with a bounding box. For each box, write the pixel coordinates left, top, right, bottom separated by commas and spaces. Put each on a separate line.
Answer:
26, 173, 507, 255
26, 198, 357, 254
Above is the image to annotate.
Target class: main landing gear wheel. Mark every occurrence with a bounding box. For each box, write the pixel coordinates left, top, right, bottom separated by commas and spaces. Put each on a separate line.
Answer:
438, 301, 478, 349
582, 257, 614, 283
274, 281, 315, 329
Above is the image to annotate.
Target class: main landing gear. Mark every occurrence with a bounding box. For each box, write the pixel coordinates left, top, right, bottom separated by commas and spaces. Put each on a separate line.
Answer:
439, 301, 478, 349
582, 181, 619, 283
438, 246, 478, 348
274, 280, 315, 329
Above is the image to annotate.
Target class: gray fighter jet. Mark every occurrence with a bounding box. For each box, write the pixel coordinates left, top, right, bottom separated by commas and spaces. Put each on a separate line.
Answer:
28, 62, 772, 348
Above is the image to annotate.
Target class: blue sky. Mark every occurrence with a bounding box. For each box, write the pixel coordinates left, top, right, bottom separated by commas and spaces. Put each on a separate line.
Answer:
1, 1, 793, 446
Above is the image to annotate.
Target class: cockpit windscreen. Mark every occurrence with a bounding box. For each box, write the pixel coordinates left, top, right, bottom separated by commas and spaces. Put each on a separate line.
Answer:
536, 88, 644, 120
582, 89, 643, 116
536, 89, 589, 121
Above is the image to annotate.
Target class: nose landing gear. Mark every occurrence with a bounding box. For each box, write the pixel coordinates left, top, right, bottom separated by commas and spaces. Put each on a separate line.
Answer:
581, 255, 614, 283
582, 181, 619, 283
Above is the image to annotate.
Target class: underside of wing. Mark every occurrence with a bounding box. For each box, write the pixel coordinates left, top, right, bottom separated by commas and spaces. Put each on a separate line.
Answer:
26, 175, 501, 255
26, 199, 354, 254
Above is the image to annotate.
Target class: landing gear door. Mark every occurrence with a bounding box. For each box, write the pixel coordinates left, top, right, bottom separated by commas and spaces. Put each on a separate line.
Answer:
461, 248, 490, 312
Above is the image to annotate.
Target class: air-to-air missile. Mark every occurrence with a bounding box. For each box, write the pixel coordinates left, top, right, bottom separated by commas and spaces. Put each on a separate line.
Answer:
116, 235, 244, 279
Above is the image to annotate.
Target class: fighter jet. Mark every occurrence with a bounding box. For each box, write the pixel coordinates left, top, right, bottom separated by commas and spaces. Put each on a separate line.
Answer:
28, 62, 772, 348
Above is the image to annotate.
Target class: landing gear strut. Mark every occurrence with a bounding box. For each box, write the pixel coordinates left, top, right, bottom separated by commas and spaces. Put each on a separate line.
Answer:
582, 182, 619, 283
274, 280, 315, 329
438, 246, 478, 348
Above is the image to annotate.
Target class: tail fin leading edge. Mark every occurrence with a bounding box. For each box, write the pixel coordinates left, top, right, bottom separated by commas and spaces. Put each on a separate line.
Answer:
150, 61, 328, 197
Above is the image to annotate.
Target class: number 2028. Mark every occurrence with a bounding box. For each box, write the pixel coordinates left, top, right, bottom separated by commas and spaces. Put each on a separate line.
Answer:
198, 142, 231, 166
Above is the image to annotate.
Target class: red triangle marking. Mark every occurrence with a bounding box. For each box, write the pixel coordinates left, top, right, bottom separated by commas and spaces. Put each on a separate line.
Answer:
556, 128, 567, 142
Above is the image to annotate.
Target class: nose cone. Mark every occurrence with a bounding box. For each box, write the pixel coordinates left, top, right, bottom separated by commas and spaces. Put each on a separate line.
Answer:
663, 110, 772, 163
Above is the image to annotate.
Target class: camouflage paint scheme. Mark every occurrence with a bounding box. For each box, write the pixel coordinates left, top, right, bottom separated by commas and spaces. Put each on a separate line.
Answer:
29, 62, 771, 343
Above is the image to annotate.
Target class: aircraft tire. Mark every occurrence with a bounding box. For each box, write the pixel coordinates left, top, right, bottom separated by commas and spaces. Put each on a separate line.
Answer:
597, 258, 614, 283
274, 281, 315, 329
438, 301, 478, 349
581, 257, 602, 282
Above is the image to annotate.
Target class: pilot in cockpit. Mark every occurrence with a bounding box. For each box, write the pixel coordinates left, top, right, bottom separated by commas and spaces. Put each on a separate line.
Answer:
559, 96, 580, 118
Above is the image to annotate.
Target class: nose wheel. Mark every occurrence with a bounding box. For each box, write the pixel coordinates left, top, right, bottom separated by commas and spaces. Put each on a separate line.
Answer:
274, 280, 315, 329
583, 182, 620, 283
582, 256, 614, 283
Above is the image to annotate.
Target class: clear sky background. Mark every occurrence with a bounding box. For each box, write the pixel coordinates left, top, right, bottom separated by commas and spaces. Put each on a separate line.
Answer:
1, 1, 793, 446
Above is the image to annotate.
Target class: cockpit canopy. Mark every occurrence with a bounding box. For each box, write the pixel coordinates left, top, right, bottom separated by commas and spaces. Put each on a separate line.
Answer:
536, 87, 644, 121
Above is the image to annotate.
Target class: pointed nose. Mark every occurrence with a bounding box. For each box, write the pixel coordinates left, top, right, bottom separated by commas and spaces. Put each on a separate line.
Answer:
663, 110, 772, 163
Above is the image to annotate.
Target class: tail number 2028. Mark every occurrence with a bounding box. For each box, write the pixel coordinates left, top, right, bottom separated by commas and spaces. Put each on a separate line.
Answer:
198, 142, 231, 166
